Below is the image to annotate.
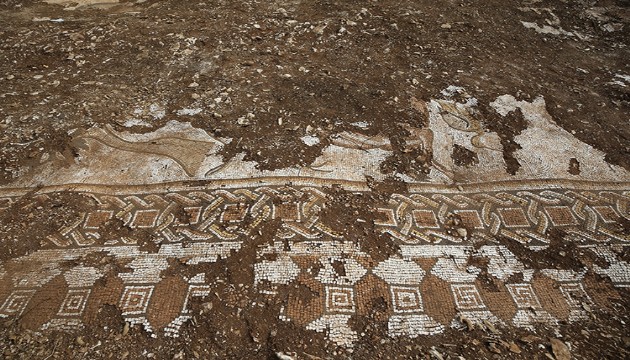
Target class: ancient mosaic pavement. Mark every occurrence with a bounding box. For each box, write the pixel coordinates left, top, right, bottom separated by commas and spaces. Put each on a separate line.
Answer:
0, 92, 628, 348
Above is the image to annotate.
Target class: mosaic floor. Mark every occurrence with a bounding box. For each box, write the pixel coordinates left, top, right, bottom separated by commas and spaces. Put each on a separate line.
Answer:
1, 93, 629, 349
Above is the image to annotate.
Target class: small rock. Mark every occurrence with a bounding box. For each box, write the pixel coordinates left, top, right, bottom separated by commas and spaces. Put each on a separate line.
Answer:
188, 82, 199, 88
202, 302, 213, 312
76, 336, 86, 346
441, 23, 452, 29
237, 117, 250, 126
276, 352, 295, 360
301, 135, 320, 146
429, 347, 444, 360
549, 338, 570, 360
313, 23, 327, 35
487, 342, 501, 354
519, 334, 541, 344
456, 227, 468, 238
507, 342, 521, 354
459, 315, 474, 331
122, 322, 130, 336
483, 320, 500, 334
6, 75, 14, 80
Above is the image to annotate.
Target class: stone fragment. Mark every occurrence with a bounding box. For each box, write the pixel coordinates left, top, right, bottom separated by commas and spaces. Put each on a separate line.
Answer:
549, 338, 570, 360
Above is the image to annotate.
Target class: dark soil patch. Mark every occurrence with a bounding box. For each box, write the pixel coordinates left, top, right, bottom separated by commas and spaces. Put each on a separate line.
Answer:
319, 185, 399, 262
452, 144, 479, 167
497, 229, 587, 271
0, 192, 96, 261
481, 106, 528, 175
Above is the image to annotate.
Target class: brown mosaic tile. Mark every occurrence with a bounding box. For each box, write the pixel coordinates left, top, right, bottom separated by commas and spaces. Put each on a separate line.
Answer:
476, 281, 517, 323
273, 202, 300, 222
296, 272, 324, 295
544, 206, 578, 226
592, 205, 620, 223
220, 203, 248, 223
374, 208, 397, 227
498, 208, 530, 227
421, 274, 456, 326
21, 275, 68, 330
84, 210, 114, 229
84, 275, 124, 325
412, 209, 440, 229
286, 273, 324, 326
182, 206, 202, 225
0, 277, 11, 308
130, 209, 160, 228
146, 275, 188, 330
355, 274, 390, 318
532, 276, 570, 321
583, 274, 623, 311
453, 210, 484, 229
414, 258, 438, 273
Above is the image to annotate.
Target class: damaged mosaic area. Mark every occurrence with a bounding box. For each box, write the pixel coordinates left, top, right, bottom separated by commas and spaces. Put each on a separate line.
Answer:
11, 93, 630, 187
0, 182, 628, 348
0, 90, 628, 350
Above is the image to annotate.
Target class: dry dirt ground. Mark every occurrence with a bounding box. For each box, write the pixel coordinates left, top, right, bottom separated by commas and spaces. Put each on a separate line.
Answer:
0, 0, 629, 359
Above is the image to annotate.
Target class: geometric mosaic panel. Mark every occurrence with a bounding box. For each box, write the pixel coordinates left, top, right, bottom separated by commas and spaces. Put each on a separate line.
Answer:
412, 210, 439, 229
544, 206, 578, 226
453, 210, 484, 229
83, 210, 114, 229
390, 286, 423, 313
591, 206, 620, 224
130, 210, 160, 228
220, 203, 249, 223
498, 208, 530, 228
0, 290, 36, 317
58, 289, 91, 317
374, 208, 397, 227
507, 284, 542, 309
325, 286, 355, 314
451, 284, 486, 310
559, 283, 591, 309
273, 202, 300, 222
119, 286, 154, 315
